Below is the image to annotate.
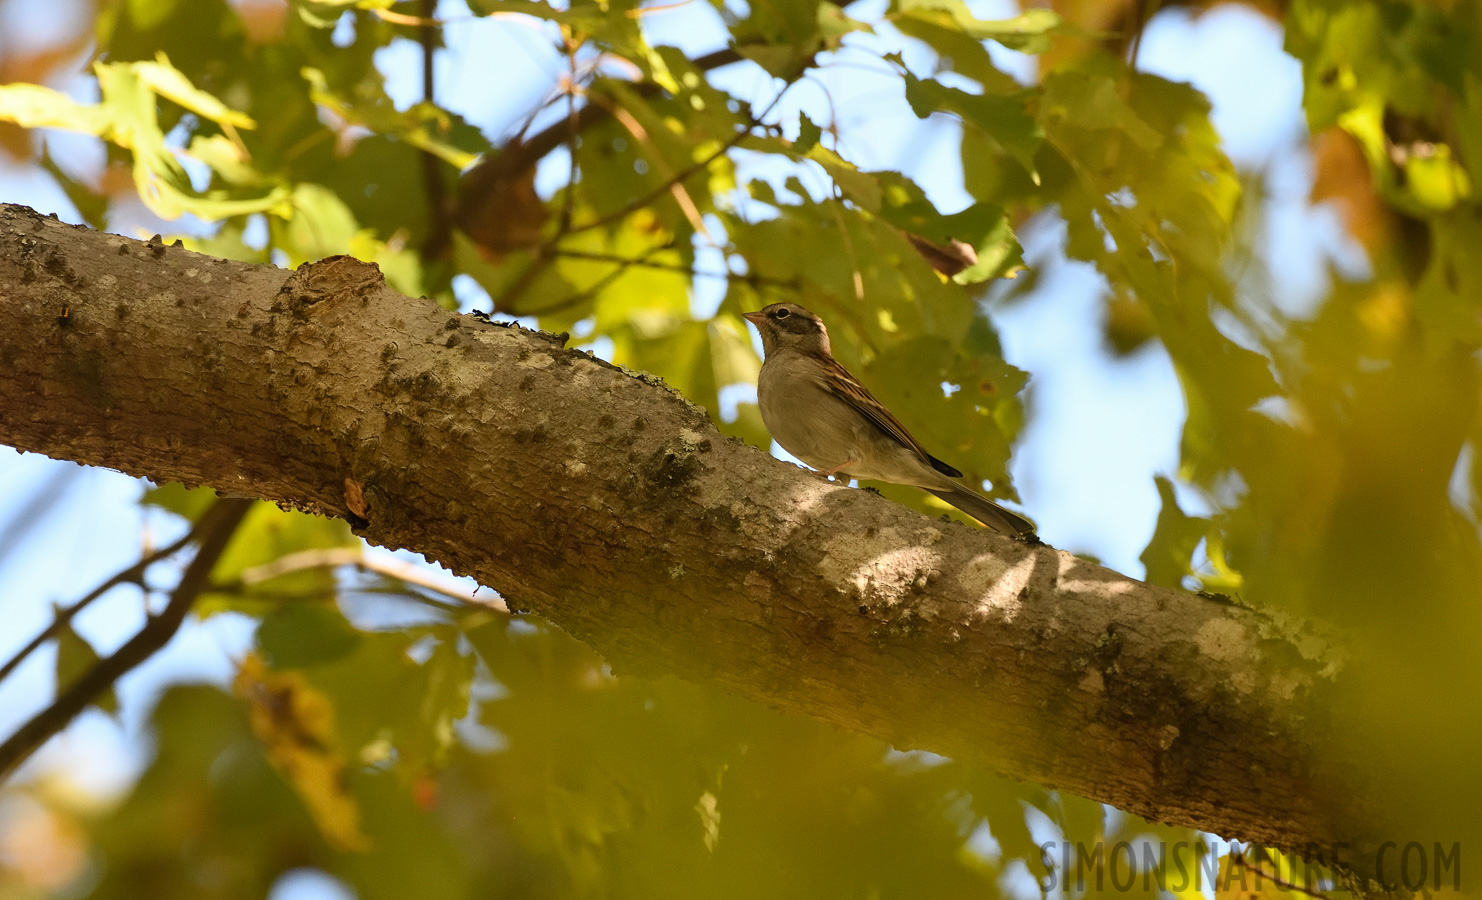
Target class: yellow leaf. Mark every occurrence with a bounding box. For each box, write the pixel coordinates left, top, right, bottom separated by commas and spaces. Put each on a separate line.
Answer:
134, 52, 257, 130
235, 654, 371, 851
0, 83, 111, 135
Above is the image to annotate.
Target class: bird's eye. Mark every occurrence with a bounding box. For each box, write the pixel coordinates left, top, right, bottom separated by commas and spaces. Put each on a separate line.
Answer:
774, 307, 791, 319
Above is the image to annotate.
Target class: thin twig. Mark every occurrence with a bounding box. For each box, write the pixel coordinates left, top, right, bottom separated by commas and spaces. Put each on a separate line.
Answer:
372, 7, 544, 29
826, 196, 865, 302
358, 555, 506, 612
0, 498, 253, 783
0, 527, 200, 686
556, 120, 748, 238
1127, 0, 1159, 69
551, 248, 791, 285
557, 27, 581, 237
490, 252, 556, 314
598, 97, 712, 240
0, 466, 78, 573
624, 0, 697, 16
456, 0, 854, 234
1229, 849, 1335, 900
455, 47, 745, 234
235, 547, 364, 585
545, 78, 798, 241
513, 250, 652, 318
419, 0, 453, 259
226, 547, 506, 613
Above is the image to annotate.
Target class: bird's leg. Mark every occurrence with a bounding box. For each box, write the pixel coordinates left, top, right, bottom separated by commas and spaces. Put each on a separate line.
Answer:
813, 460, 856, 480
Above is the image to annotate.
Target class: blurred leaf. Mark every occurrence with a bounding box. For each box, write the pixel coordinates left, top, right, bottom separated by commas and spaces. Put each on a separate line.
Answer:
0, 82, 112, 134
902, 71, 1042, 180
7, 58, 296, 221
892, 14, 1022, 92
301, 66, 483, 169
39, 148, 110, 230
141, 481, 220, 522
731, 0, 823, 76
134, 51, 257, 129
259, 602, 364, 669
295, 627, 474, 777
1140, 476, 1207, 590
456, 159, 550, 258
892, 1, 1064, 54
198, 503, 358, 616
81, 685, 327, 899
796, 111, 822, 154
55, 618, 119, 715
236, 654, 371, 850
464, 0, 607, 27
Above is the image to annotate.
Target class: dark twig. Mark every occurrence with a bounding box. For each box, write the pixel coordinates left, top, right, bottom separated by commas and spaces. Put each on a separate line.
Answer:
456, 48, 742, 227
552, 79, 797, 241
1229, 848, 1336, 900
420, 0, 454, 259
557, 27, 582, 237
509, 246, 663, 318
490, 252, 556, 314
455, 0, 859, 236
551, 248, 792, 286
1126, 0, 1159, 69
0, 465, 78, 572
0, 527, 199, 686
0, 498, 253, 783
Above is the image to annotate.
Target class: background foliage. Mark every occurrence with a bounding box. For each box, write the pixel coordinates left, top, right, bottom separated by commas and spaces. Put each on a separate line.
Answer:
1, 0, 1480, 895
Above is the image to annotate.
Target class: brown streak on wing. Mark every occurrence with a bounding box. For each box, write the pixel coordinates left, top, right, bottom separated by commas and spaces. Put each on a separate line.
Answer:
818, 356, 935, 464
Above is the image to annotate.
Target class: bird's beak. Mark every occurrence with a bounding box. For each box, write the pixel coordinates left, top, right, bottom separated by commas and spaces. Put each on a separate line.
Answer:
742, 311, 765, 327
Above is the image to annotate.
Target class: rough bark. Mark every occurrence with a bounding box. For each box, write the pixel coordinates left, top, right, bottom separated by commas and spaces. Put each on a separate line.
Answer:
0, 204, 1362, 865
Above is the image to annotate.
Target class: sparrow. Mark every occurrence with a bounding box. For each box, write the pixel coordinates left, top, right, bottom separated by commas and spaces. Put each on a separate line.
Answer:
743, 302, 1035, 537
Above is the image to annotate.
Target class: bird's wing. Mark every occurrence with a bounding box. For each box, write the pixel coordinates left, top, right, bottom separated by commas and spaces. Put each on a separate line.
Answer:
817, 355, 963, 477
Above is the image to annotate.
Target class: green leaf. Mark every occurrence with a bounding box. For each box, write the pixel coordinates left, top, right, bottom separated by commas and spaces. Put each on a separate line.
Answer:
1139, 476, 1209, 590
463, 0, 606, 27
892, 14, 1022, 92
867, 173, 1025, 282
125, 0, 185, 31
805, 144, 882, 211
796, 112, 822, 154
39, 148, 110, 230
300, 67, 483, 169
1041, 69, 1162, 149
862, 336, 1024, 502
298, 628, 474, 775
279, 180, 431, 292
0, 82, 112, 135
134, 51, 257, 130
198, 503, 359, 616
892, 1, 1063, 54
141, 482, 220, 522
56, 618, 119, 715
731, 0, 823, 77
817, 3, 872, 48
901, 71, 1043, 180
258, 602, 364, 669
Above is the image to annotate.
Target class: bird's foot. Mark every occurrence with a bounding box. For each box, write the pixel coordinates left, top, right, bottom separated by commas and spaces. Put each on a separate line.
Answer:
811, 460, 856, 480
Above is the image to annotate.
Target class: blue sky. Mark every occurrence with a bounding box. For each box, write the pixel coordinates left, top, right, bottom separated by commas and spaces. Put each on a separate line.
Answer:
0, 0, 1359, 891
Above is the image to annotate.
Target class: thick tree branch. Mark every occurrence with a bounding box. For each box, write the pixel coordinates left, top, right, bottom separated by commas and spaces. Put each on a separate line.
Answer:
0, 496, 252, 780
0, 205, 1369, 872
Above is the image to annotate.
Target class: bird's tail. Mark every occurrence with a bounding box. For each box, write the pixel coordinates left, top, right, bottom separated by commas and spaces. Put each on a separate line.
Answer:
926, 485, 1036, 537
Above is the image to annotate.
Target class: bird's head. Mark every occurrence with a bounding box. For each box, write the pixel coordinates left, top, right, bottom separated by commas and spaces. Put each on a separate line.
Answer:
743, 302, 831, 358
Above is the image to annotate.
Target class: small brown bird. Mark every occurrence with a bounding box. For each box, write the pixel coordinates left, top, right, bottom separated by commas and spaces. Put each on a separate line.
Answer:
744, 302, 1035, 537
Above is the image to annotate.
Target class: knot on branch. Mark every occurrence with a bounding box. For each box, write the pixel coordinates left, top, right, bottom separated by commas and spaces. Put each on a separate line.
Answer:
279, 255, 384, 307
